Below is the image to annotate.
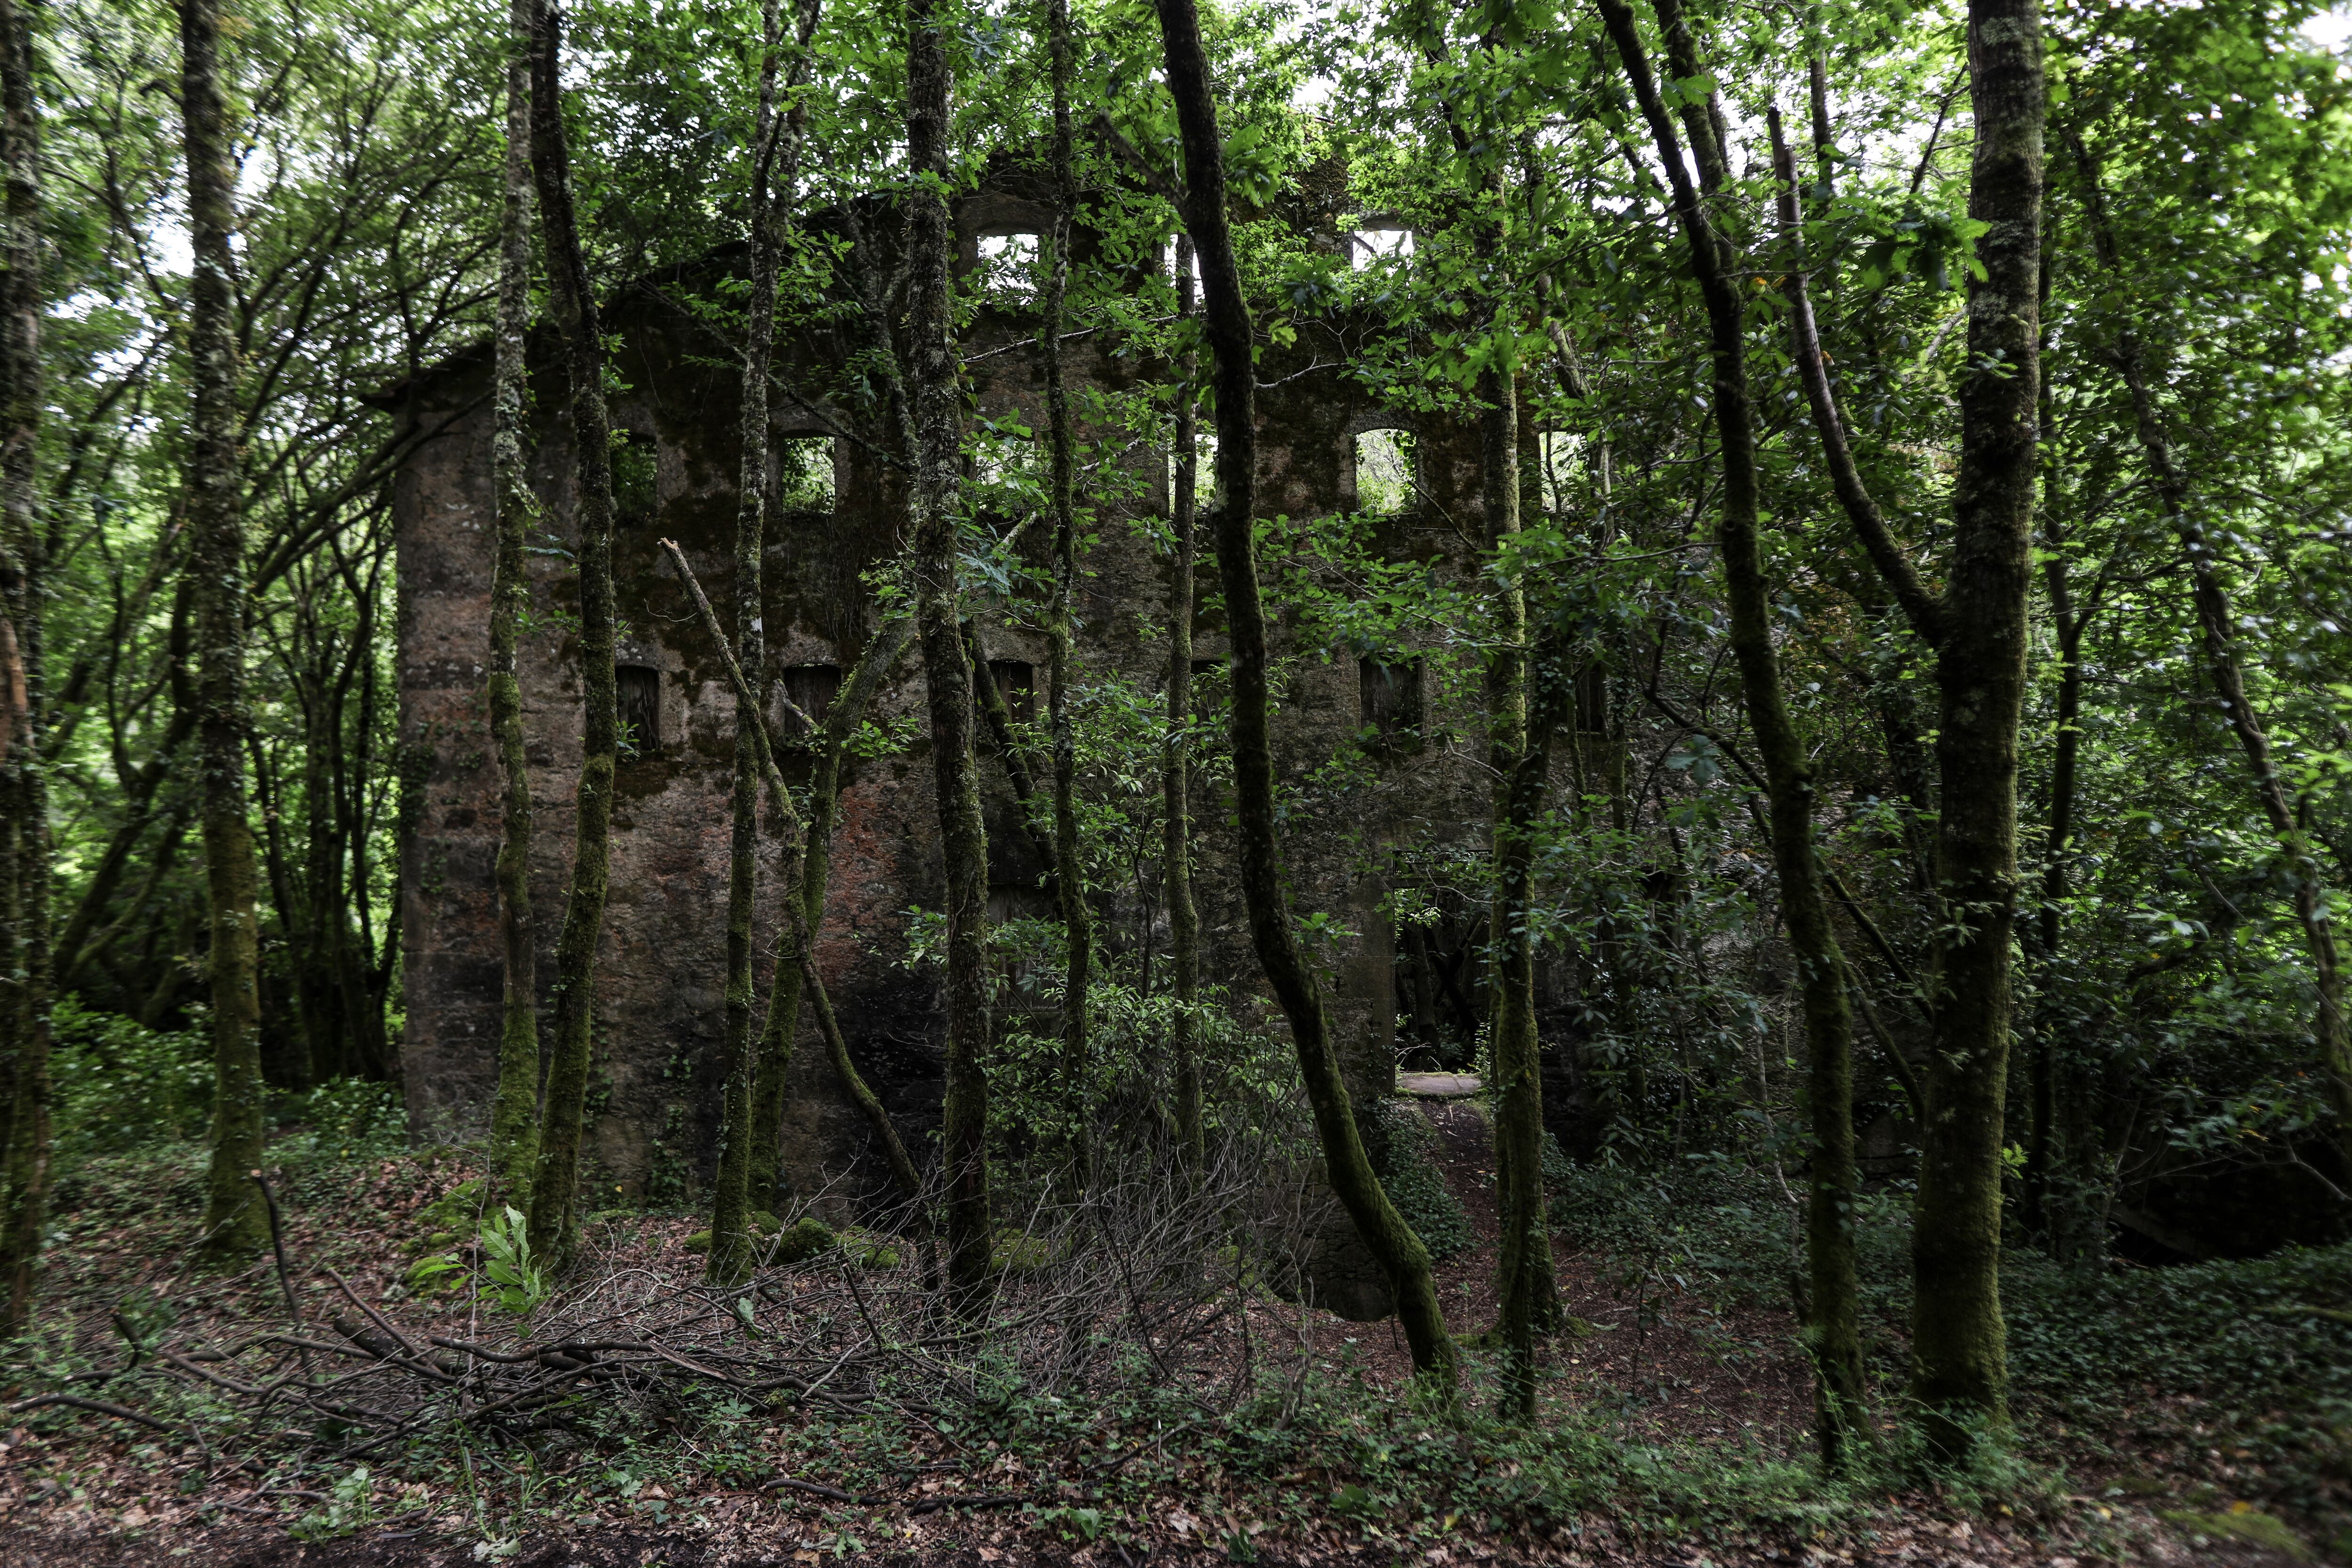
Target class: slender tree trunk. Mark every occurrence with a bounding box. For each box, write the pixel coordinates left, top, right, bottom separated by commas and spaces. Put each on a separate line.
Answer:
1907, 0, 2042, 1451
1164, 234, 1203, 1167
0, 0, 47, 1331
2065, 131, 2350, 1177
1151, 0, 1456, 1388
706, 0, 787, 1289
1596, 9, 1868, 1462
1478, 282, 1557, 1417
486, 0, 541, 1207
182, 0, 267, 1264
749, 612, 912, 1206
1040, 0, 1093, 1185
907, 0, 993, 1311
522, 0, 621, 1270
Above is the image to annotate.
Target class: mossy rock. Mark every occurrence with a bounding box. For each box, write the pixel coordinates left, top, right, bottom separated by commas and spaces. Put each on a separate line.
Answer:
402, 1251, 466, 1295
993, 1228, 1060, 1274
2160, 1506, 2309, 1560
841, 1227, 901, 1270
767, 1217, 836, 1265
682, 1229, 714, 1255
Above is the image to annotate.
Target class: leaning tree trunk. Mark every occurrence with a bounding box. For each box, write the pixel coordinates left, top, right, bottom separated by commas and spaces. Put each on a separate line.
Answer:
486, 0, 541, 1208
1163, 233, 1203, 1167
1040, 0, 1093, 1186
2066, 128, 2352, 1179
1151, 0, 1457, 1389
0, 0, 47, 1330
522, 0, 622, 1270
1597, 2, 1867, 1464
907, 0, 993, 1311
183, 0, 268, 1264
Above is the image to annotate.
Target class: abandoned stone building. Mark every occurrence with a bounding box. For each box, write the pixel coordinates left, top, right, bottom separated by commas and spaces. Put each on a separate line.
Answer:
389, 179, 1519, 1221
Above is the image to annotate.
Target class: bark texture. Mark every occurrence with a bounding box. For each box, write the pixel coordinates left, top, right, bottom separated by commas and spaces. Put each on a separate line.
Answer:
708, 0, 789, 1289
487, 0, 541, 1207
183, 0, 268, 1264
907, 0, 994, 1310
1908, 0, 2042, 1448
1152, 0, 1456, 1387
1041, 0, 1093, 1184
523, 0, 622, 1270
0, 0, 46, 1331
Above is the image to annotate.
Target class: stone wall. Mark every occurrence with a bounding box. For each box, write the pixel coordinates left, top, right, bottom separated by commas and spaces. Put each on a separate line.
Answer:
391, 187, 1497, 1219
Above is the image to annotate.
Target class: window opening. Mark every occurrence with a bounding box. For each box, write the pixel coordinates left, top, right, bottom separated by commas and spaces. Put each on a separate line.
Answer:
1168, 430, 1219, 517
985, 659, 1036, 725
617, 664, 661, 755
612, 432, 658, 525
775, 436, 836, 514
1352, 429, 1416, 516
976, 232, 1040, 303
1537, 429, 1583, 518
1359, 657, 1422, 749
1349, 226, 1413, 271
779, 663, 842, 735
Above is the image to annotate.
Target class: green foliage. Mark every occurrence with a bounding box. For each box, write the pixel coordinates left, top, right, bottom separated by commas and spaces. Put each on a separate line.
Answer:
1365, 1099, 1472, 1265
48, 999, 211, 1171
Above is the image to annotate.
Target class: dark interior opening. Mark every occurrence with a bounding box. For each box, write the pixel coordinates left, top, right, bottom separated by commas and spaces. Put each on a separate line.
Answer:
780, 663, 842, 734
617, 664, 660, 754
1359, 657, 1422, 750
986, 659, 1036, 725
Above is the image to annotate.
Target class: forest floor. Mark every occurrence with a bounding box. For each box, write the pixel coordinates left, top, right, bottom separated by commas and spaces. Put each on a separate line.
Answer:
0, 1096, 2340, 1568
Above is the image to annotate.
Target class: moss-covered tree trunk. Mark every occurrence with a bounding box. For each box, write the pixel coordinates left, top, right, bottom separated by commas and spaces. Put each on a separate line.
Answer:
1152, 0, 1456, 1389
907, 0, 993, 1311
1907, 0, 2042, 1451
707, 0, 787, 1289
183, 0, 267, 1265
1039, 0, 1093, 1185
0, 0, 48, 1331
486, 0, 541, 1208
522, 0, 621, 1271
1597, 7, 1868, 1463
1163, 234, 1203, 1167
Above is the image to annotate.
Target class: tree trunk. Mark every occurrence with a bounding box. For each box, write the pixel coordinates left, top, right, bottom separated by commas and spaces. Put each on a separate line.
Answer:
1596, 7, 1868, 1463
0, 0, 46, 1332
486, 0, 541, 1207
907, 0, 993, 1311
749, 613, 912, 1206
1151, 0, 1456, 1388
1164, 233, 1203, 1167
2065, 128, 2351, 1180
1907, 0, 2042, 1452
182, 0, 268, 1265
706, 0, 786, 1289
522, 0, 622, 1270
1040, 0, 1093, 1186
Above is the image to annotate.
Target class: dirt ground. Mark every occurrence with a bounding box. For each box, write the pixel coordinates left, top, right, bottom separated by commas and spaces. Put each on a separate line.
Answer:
0, 1101, 2324, 1566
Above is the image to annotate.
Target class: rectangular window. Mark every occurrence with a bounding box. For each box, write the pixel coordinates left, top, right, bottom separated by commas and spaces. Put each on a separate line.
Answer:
1359, 657, 1423, 750
617, 664, 661, 754
775, 437, 836, 514
1352, 429, 1415, 516
780, 663, 842, 735
976, 232, 1040, 303
985, 659, 1036, 725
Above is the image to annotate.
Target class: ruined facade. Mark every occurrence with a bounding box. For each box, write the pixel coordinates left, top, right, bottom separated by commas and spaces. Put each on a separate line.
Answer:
390, 181, 1504, 1226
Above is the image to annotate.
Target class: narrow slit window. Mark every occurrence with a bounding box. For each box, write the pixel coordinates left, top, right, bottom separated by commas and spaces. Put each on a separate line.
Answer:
775, 437, 836, 514
985, 659, 1036, 725
617, 664, 661, 754
1359, 657, 1422, 749
1168, 430, 1218, 518
1352, 429, 1415, 516
1537, 429, 1581, 518
780, 663, 842, 735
